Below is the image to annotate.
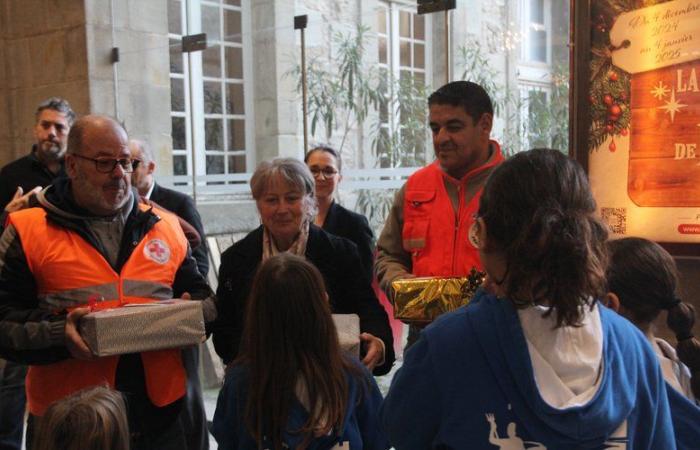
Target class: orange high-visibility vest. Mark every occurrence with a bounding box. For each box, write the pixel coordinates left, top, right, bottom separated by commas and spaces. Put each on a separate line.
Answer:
402, 141, 504, 277
9, 203, 189, 416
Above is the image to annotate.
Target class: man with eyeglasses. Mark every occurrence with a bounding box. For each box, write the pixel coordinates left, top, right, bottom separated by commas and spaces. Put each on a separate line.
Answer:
0, 97, 75, 450
0, 115, 216, 450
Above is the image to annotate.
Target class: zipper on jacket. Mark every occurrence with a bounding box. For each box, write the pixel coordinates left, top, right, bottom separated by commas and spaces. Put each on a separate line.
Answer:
451, 184, 462, 273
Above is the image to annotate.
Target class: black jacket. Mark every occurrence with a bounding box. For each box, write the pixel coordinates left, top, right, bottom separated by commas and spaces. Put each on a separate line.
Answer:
321, 201, 374, 283
0, 146, 66, 208
150, 183, 209, 277
212, 224, 395, 375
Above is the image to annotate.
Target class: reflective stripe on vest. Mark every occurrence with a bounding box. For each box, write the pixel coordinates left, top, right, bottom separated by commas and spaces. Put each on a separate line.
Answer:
9, 203, 189, 415
402, 142, 504, 277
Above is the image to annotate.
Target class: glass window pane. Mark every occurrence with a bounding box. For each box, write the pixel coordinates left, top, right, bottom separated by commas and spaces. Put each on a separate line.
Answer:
169, 39, 183, 74
173, 154, 187, 175
226, 82, 245, 115
415, 72, 425, 87
227, 154, 246, 174
227, 119, 245, 150
168, 0, 182, 35
170, 77, 185, 112
202, 45, 221, 78
531, 0, 545, 24
377, 8, 387, 34
224, 0, 241, 5
202, 5, 221, 42
399, 11, 410, 38
414, 15, 425, 40
400, 40, 410, 67
414, 43, 425, 68
172, 117, 186, 150
203, 81, 222, 114
205, 119, 223, 150
529, 29, 547, 62
223, 9, 242, 43
206, 155, 225, 174
224, 46, 243, 79
378, 37, 387, 64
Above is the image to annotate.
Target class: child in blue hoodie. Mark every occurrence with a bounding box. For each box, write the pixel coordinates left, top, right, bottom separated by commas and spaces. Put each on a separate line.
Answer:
606, 237, 700, 449
381, 149, 676, 449
212, 253, 389, 450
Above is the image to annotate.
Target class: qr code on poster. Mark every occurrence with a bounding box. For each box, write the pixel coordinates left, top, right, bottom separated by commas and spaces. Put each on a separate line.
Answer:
601, 207, 626, 235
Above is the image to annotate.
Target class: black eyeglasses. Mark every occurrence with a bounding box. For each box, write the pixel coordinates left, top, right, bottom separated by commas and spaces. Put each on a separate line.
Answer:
73, 154, 140, 173
309, 167, 339, 178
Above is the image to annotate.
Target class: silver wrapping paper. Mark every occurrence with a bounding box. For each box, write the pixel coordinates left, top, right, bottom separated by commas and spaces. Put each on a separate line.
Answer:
332, 313, 360, 357
79, 300, 205, 357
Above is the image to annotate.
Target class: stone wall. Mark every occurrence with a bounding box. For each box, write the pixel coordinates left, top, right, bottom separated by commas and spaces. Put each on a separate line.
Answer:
0, 0, 90, 166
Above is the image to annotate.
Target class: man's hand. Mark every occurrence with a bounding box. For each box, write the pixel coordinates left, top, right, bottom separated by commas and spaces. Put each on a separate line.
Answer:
4, 186, 42, 213
65, 307, 94, 360
360, 332, 385, 372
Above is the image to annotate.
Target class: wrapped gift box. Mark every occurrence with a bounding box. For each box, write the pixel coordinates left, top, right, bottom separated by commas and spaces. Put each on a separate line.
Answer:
332, 314, 360, 357
391, 268, 485, 324
79, 300, 205, 357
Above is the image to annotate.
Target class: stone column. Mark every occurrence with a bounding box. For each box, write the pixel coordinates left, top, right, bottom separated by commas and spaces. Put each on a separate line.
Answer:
250, 0, 301, 164
84, 0, 173, 174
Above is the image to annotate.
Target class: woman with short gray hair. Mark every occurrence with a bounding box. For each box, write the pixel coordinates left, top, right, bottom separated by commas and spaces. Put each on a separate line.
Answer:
212, 158, 395, 375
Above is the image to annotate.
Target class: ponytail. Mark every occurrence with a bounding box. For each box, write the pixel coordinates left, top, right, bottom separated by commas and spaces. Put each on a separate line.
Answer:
667, 301, 700, 398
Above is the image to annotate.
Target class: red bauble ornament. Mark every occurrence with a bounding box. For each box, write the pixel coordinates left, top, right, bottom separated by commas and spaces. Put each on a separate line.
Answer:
605, 124, 614, 132
603, 95, 613, 106
589, 95, 596, 104
608, 71, 618, 81
609, 104, 621, 115
621, 129, 629, 136
619, 92, 627, 100
609, 140, 617, 152
608, 114, 619, 122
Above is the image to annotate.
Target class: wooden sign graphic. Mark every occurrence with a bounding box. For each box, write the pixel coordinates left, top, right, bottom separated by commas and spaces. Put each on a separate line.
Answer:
628, 61, 700, 206
608, 0, 700, 207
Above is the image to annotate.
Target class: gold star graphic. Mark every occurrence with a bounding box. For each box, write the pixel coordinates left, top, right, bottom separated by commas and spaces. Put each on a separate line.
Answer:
657, 89, 687, 123
650, 81, 670, 99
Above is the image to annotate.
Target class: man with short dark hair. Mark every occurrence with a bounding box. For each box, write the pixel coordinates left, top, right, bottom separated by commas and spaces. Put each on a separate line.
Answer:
0, 115, 215, 450
375, 81, 505, 347
0, 97, 76, 211
0, 97, 75, 450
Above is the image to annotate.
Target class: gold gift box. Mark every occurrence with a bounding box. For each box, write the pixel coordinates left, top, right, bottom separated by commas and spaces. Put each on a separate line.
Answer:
391, 268, 485, 323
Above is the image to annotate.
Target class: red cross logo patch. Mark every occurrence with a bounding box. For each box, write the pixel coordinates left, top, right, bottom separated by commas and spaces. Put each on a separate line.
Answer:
143, 239, 171, 265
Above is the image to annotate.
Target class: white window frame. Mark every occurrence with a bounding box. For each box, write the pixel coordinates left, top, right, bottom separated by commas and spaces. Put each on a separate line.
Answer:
168, 0, 255, 181
519, 0, 552, 70
377, 1, 432, 166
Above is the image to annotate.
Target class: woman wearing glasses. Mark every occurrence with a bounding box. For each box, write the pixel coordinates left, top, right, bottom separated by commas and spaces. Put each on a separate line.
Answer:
305, 145, 374, 282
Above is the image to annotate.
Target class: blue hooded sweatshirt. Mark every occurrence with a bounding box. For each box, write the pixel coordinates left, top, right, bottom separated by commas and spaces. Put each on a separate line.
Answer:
381, 290, 676, 449
666, 382, 700, 450
212, 360, 389, 449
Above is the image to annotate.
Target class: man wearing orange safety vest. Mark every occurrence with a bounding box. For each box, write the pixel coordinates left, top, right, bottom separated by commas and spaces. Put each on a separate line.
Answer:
375, 81, 504, 348
0, 115, 216, 450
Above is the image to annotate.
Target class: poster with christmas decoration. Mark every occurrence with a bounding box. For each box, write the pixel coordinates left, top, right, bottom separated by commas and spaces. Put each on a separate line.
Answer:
588, 0, 700, 243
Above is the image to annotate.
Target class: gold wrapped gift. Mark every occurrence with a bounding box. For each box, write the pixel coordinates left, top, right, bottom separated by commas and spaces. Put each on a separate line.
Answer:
391, 268, 485, 323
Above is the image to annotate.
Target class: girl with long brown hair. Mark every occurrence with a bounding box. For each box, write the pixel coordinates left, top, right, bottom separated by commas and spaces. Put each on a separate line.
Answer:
606, 237, 700, 448
212, 253, 388, 450
382, 149, 675, 449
